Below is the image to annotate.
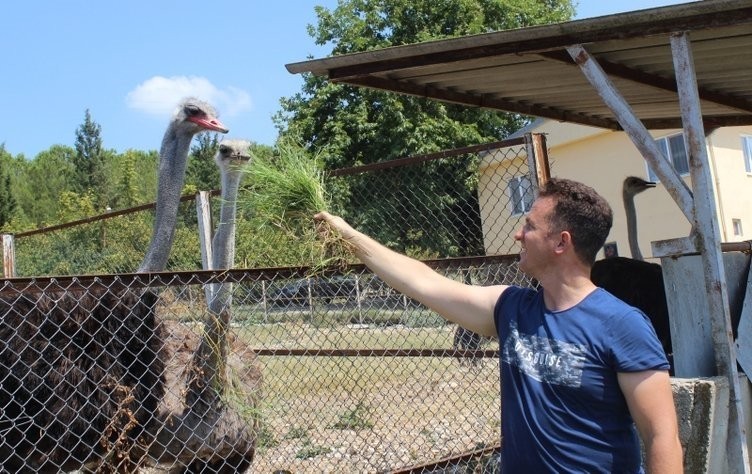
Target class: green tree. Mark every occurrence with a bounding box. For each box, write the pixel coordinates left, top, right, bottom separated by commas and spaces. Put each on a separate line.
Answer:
73, 109, 107, 205
13, 145, 77, 228
276, 0, 574, 256
114, 150, 143, 208
0, 145, 16, 228
186, 132, 221, 192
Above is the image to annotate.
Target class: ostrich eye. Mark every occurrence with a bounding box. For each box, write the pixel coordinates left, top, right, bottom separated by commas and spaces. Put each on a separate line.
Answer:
219, 145, 230, 154
184, 105, 201, 116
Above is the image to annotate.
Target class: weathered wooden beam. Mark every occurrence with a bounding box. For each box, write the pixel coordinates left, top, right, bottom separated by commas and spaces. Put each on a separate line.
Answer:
671, 30, 750, 473
565, 43, 695, 221
2, 234, 14, 278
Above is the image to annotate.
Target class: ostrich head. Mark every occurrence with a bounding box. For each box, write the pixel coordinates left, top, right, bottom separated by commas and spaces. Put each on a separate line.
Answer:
622, 176, 656, 199
215, 139, 252, 170
172, 98, 229, 135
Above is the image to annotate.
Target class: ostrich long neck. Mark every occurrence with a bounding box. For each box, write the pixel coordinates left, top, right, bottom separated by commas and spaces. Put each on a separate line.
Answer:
623, 189, 643, 261
138, 125, 194, 272
190, 164, 243, 402
206, 167, 242, 312
211, 168, 242, 272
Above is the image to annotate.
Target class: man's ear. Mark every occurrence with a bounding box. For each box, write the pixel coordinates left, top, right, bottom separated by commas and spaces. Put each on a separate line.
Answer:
553, 230, 572, 255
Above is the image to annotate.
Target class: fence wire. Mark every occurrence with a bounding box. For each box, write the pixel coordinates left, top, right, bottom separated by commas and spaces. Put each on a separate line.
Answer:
1, 139, 541, 472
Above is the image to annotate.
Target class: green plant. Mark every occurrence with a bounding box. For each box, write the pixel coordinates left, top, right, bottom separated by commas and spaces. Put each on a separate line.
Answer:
242, 140, 354, 271
295, 438, 331, 460
331, 401, 373, 430
284, 425, 309, 440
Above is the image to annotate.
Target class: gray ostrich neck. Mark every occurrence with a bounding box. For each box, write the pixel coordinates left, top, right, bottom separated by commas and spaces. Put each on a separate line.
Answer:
206, 168, 242, 313
211, 169, 242, 270
623, 190, 643, 261
193, 167, 241, 397
138, 125, 194, 272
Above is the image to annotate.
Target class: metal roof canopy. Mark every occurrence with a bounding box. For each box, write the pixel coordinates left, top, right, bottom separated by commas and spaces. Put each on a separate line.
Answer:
286, 0, 752, 132
287, 1, 752, 471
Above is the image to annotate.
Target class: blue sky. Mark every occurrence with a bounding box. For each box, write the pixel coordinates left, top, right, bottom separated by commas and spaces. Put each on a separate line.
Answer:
1, 0, 687, 159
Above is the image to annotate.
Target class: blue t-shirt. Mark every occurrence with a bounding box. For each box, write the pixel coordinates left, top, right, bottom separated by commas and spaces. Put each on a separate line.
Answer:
494, 286, 669, 473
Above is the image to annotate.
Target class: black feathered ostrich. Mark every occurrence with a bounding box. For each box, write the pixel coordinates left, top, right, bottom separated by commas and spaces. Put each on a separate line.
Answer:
0, 98, 228, 472
591, 176, 673, 371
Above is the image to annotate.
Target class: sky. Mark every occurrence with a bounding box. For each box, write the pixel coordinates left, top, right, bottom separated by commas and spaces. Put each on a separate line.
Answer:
1, 0, 689, 159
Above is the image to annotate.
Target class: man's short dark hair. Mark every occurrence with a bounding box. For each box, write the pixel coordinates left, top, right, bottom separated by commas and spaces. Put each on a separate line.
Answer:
538, 178, 613, 265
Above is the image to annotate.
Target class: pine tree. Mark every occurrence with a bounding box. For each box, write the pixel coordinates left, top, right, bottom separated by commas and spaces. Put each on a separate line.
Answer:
73, 109, 107, 205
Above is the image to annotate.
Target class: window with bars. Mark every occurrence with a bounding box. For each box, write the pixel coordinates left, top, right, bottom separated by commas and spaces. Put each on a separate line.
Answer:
733, 218, 744, 237
508, 175, 534, 215
648, 133, 689, 182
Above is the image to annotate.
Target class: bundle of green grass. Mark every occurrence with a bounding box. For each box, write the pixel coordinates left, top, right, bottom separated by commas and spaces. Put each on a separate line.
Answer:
243, 141, 354, 270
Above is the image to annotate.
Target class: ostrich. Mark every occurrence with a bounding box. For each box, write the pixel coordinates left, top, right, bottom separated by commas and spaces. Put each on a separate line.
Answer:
0, 98, 228, 472
186, 139, 257, 473
591, 176, 673, 371
149, 140, 261, 472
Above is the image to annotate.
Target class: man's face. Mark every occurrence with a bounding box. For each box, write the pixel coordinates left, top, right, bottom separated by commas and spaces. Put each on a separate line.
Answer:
514, 197, 559, 277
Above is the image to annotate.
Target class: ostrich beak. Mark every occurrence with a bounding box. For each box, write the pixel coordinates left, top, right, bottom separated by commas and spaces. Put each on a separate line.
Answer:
645, 181, 657, 188
189, 116, 229, 133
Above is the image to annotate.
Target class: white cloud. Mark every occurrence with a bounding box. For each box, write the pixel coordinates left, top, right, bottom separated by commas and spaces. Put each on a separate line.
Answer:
126, 76, 252, 118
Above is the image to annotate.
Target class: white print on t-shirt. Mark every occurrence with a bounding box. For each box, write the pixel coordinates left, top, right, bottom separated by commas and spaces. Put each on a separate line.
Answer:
501, 321, 587, 387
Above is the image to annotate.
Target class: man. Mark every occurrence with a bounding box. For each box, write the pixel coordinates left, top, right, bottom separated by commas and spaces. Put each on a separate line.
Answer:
315, 178, 682, 473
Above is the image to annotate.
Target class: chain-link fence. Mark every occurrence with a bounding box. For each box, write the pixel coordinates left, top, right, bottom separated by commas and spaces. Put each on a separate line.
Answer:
1, 135, 546, 473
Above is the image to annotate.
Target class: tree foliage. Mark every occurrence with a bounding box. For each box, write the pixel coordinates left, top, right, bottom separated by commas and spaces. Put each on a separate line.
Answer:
73, 109, 108, 206
275, 0, 574, 256
186, 132, 221, 193
0, 146, 16, 229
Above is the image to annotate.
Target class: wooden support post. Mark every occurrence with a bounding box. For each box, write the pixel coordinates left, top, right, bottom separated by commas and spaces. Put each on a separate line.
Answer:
524, 132, 550, 192
196, 191, 216, 303
2, 234, 15, 278
671, 31, 750, 473
196, 191, 214, 271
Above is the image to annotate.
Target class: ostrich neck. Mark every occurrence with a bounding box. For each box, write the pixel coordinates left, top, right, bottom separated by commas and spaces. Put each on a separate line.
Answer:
206, 168, 242, 313
193, 169, 242, 395
623, 191, 643, 261
137, 125, 194, 272
210, 170, 242, 271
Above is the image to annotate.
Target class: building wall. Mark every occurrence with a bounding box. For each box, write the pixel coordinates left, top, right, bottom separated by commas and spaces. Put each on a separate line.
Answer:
479, 123, 752, 261
706, 127, 752, 242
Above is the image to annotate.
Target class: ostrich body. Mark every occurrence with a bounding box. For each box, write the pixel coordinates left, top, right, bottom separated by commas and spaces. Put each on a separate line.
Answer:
591, 176, 672, 372
0, 98, 228, 472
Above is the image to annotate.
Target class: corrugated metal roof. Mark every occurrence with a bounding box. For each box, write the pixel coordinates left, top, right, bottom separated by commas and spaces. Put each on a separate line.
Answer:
286, 0, 752, 131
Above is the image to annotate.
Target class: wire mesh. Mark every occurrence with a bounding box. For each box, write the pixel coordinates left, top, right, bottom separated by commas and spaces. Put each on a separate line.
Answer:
1, 139, 540, 472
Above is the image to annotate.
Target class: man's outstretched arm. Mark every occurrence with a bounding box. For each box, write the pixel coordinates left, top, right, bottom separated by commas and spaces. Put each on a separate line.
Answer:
315, 211, 504, 337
